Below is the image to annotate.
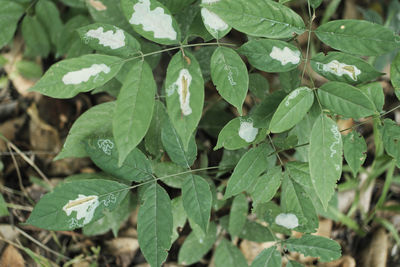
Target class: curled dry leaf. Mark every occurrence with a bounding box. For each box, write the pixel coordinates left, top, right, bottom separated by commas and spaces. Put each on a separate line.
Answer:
0, 245, 25, 267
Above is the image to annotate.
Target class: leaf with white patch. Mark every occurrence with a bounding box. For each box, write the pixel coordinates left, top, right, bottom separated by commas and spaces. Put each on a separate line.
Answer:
318, 81, 377, 119
310, 52, 382, 85
215, 117, 266, 150
178, 222, 217, 265
269, 87, 314, 133
343, 131, 367, 177
315, 19, 400, 56
121, 0, 181, 45
205, 0, 305, 39
55, 102, 115, 160
214, 239, 248, 267
309, 114, 343, 209
250, 247, 281, 267
0, 0, 24, 48
200, 0, 231, 39
239, 39, 301, 73
165, 50, 204, 150
78, 23, 141, 57
250, 166, 282, 204
284, 235, 342, 262
228, 193, 248, 237
30, 54, 123, 98
26, 179, 128, 230
224, 143, 273, 199
113, 60, 156, 166
182, 175, 212, 234
138, 183, 173, 267
85, 136, 153, 182
211, 47, 249, 114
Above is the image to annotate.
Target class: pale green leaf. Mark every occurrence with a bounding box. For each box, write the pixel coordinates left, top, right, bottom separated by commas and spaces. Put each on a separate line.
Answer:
309, 114, 343, 209
165, 50, 204, 150
357, 82, 384, 112
85, 136, 153, 182
205, 0, 305, 39
77, 23, 141, 57
228, 193, 248, 237
250, 166, 282, 204
171, 196, 187, 243
251, 90, 286, 129
121, 0, 181, 45
310, 52, 382, 84
153, 161, 189, 189
182, 175, 212, 234
318, 81, 377, 119
0, 0, 24, 48
382, 119, 400, 167
30, 55, 123, 98
343, 131, 367, 177
26, 179, 128, 230
250, 246, 281, 267
214, 239, 248, 267
178, 222, 217, 265
315, 19, 400, 56
113, 60, 155, 166
390, 52, 400, 100
35, 0, 63, 48
211, 47, 249, 114
137, 183, 173, 267
285, 235, 342, 262
239, 39, 302, 73
55, 102, 115, 160
287, 261, 304, 267
224, 143, 273, 199
270, 87, 314, 133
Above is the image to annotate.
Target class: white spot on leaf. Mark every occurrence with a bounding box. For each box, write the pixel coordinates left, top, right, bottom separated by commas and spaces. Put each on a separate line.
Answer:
275, 213, 299, 229
167, 69, 193, 116
330, 124, 341, 158
238, 119, 258, 143
201, 8, 228, 33
285, 87, 310, 106
318, 60, 361, 81
202, 0, 220, 3
129, 0, 176, 40
62, 64, 110, 85
97, 139, 114, 155
270, 46, 301, 65
63, 194, 99, 226
85, 27, 125, 49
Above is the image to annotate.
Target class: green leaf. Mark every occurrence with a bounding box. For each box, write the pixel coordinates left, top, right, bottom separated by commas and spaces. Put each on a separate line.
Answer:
113, 60, 155, 166
159, 0, 196, 14
270, 87, 314, 133
26, 179, 128, 230
153, 161, 188, 189
83, 192, 136, 236
21, 16, 51, 58
390, 52, 400, 100
87, 0, 132, 31
171, 196, 187, 243
55, 102, 115, 160
200, 4, 231, 39
343, 131, 367, 177
137, 183, 173, 267
121, 0, 181, 45
178, 222, 217, 265
77, 23, 141, 57
315, 19, 400, 56
165, 50, 204, 150
215, 117, 266, 150
284, 234, 342, 262
250, 166, 282, 204
251, 90, 286, 129
358, 82, 385, 113
161, 116, 197, 168
318, 81, 377, 119
194, 46, 216, 82
31, 55, 123, 98
214, 239, 248, 267
238, 220, 275, 242
224, 143, 273, 199
35, 0, 63, 49
310, 52, 382, 85
310, 0, 323, 8
382, 119, 400, 167
0, 0, 24, 48
205, 0, 305, 39
279, 68, 301, 93
85, 136, 153, 182
248, 73, 269, 99
145, 100, 168, 156
287, 261, 304, 267
309, 114, 343, 209
228, 193, 248, 237
211, 47, 249, 114
182, 175, 212, 234
16, 61, 43, 80
175, 3, 199, 42
250, 247, 281, 267
0, 194, 9, 217
239, 39, 302, 73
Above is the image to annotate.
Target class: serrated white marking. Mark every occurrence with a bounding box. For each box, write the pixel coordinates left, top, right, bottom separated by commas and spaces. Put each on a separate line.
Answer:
238, 119, 258, 143
201, 8, 228, 33
62, 64, 110, 85
330, 124, 341, 158
270, 46, 301, 66
167, 69, 192, 116
285, 87, 310, 106
63, 194, 99, 226
318, 60, 361, 81
97, 139, 114, 155
129, 0, 176, 40
85, 27, 125, 49
275, 213, 299, 229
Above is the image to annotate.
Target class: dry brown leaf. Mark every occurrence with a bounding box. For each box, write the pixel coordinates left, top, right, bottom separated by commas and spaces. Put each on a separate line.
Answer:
318, 255, 356, 267
0, 245, 25, 267
105, 237, 139, 266
317, 219, 333, 238
0, 116, 25, 152
359, 228, 388, 267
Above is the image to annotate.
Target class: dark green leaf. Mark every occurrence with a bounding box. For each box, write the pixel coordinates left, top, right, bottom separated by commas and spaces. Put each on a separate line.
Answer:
251, 90, 286, 129
248, 73, 270, 99
0, 0, 24, 48
21, 16, 51, 58
228, 193, 248, 237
